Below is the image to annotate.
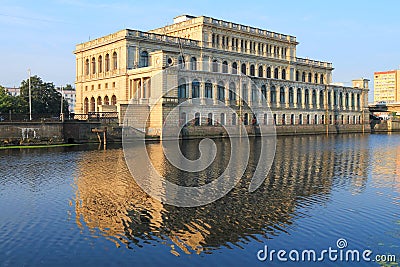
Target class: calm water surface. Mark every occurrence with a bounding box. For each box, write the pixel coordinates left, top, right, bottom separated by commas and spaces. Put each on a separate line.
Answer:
0, 134, 399, 266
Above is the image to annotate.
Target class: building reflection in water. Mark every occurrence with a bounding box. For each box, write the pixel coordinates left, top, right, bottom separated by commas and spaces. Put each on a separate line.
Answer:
74, 134, 369, 255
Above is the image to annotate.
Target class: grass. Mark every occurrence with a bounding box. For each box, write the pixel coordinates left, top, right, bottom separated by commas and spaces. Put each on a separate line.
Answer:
0, 143, 80, 149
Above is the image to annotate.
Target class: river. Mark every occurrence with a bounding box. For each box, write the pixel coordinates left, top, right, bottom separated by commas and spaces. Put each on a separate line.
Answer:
0, 134, 399, 266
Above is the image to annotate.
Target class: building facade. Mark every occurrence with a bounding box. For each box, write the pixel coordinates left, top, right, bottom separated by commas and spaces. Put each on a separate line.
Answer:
374, 70, 400, 103
59, 89, 76, 113
74, 15, 369, 136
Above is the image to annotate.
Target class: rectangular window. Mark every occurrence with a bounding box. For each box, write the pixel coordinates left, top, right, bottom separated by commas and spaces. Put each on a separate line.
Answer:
105, 83, 108, 89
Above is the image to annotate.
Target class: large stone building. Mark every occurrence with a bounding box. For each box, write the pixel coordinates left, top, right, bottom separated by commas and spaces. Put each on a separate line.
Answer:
374, 70, 400, 103
74, 14, 369, 136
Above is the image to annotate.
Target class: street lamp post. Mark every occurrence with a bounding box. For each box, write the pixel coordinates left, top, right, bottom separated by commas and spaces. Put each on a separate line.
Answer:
60, 86, 64, 122
28, 69, 32, 121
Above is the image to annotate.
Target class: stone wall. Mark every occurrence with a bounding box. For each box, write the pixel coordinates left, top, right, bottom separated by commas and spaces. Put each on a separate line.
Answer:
0, 122, 64, 145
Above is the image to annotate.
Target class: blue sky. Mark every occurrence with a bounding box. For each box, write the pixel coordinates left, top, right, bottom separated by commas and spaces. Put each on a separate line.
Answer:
1, 0, 399, 102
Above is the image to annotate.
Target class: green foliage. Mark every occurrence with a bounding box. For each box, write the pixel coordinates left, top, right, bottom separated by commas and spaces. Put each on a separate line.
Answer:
0, 86, 27, 114
0, 76, 71, 115
19, 75, 69, 115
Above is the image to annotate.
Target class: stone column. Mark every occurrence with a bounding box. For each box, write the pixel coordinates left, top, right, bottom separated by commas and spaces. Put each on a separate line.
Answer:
293, 88, 298, 108
284, 86, 289, 108
200, 81, 205, 105
276, 86, 281, 108
316, 89, 320, 109
213, 83, 218, 105
188, 81, 193, 103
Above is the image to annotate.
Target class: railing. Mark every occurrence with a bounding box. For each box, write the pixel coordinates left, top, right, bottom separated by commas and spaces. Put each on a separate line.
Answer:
0, 113, 62, 122
203, 16, 296, 42
296, 57, 333, 68
128, 30, 200, 47
73, 112, 119, 123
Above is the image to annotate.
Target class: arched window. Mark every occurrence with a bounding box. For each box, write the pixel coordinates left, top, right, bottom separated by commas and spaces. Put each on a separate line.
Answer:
265, 67, 271, 78
339, 92, 343, 108
314, 73, 318, 83
345, 93, 349, 108
280, 87, 285, 104
258, 66, 263, 77
91, 57, 96, 74
105, 54, 110, 71
229, 82, 236, 103
289, 87, 294, 105
111, 95, 117, 105
104, 95, 109, 105
241, 63, 246, 75
232, 62, 238, 74
270, 86, 276, 104
314, 114, 318, 124
264, 114, 268, 125
334, 91, 338, 106
205, 82, 213, 98
250, 64, 255, 76
302, 72, 306, 82
351, 93, 355, 108
90, 97, 95, 112
207, 113, 213, 126
190, 57, 197, 70
357, 94, 360, 110
84, 97, 89, 113
217, 82, 225, 101
212, 59, 219, 72
180, 112, 187, 126
328, 91, 332, 106
242, 83, 248, 101
192, 80, 200, 98
232, 113, 237, 125
274, 68, 279, 79
251, 84, 258, 103
178, 55, 184, 69
299, 114, 303, 125
261, 85, 267, 100
85, 59, 89, 75
139, 51, 149, 67
282, 69, 286, 80
322, 115, 325, 124
220, 113, 225, 125
97, 96, 102, 107
212, 33, 216, 47
296, 70, 299, 81
312, 89, 317, 107
290, 114, 294, 125
304, 89, 309, 107
282, 114, 286, 125
222, 61, 228, 73
243, 113, 249, 125
98, 55, 103, 73
112, 52, 118, 70
194, 112, 200, 126
308, 72, 312, 83
319, 91, 324, 109
297, 88, 302, 106
320, 74, 324, 84
273, 114, 277, 125
306, 114, 310, 124
178, 78, 187, 99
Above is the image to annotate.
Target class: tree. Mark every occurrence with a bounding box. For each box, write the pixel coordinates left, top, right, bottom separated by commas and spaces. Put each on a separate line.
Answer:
0, 86, 27, 114
19, 75, 68, 115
